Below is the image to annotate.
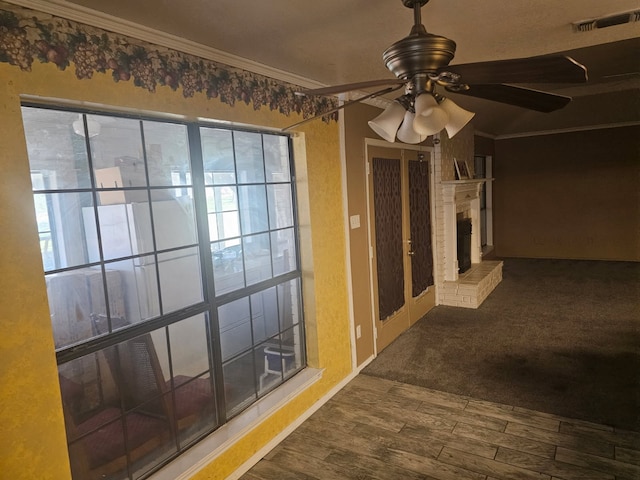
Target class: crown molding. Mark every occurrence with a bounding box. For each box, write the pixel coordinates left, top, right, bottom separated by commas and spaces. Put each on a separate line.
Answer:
473, 130, 497, 139
473, 122, 639, 141
494, 121, 640, 140
3, 0, 327, 90
4, 0, 395, 111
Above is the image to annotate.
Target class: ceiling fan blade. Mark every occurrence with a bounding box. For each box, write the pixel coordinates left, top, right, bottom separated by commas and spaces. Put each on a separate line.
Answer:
283, 84, 405, 131
297, 78, 406, 97
447, 84, 572, 112
440, 55, 588, 85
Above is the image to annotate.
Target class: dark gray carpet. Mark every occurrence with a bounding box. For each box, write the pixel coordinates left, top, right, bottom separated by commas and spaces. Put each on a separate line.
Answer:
362, 258, 640, 431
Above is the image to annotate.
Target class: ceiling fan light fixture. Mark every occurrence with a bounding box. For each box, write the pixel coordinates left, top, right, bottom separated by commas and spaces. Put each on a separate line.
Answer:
285, 0, 586, 133
396, 110, 426, 144
439, 97, 475, 138
368, 101, 407, 142
414, 92, 437, 113
413, 93, 449, 135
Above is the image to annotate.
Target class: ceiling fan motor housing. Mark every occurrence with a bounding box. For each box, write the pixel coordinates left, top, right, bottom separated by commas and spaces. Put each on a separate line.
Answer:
383, 32, 457, 80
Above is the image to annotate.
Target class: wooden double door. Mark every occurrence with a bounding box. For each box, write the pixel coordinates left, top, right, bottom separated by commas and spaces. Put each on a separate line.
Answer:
368, 146, 436, 352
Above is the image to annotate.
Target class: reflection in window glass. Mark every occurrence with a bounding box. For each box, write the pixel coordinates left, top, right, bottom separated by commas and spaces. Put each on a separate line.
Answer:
281, 323, 304, 375
32, 190, 55, 271
218, 297, 251, 362
267, 184, 294, 229
258, 328, 303, 394
277, 278, 302, 331
234, 131, 265, 184
143, 121, 190, 186
239, 185, 268, 234
90, 115, 146, 188
263, 134, 290, 183
150, 191, 197, 251
172, 371, 216, 447
93, 203, 153, 260
106, 255, 160, 324
201, 127, 235, 185
206, 186, 240, 241
36, 191, 98, 269
22, 107, 92, 190
219, 276, 304, 416
271, 228, 296, 276
201, 127, 298, 300
243, 233, 272, 286
212, 239, 245, 295
251, 287, 279, 344
46, 268, 103, 349
158, 247, 203, 314
223, 353, 256, 416
168, 314, 211, 379
24, 106, 304, 479
209, 210, 241, 242
59, 317, 217, 479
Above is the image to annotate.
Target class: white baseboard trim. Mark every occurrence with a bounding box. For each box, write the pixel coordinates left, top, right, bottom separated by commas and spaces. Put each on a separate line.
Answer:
225, 369, 360, 480
355, 354, 376, 372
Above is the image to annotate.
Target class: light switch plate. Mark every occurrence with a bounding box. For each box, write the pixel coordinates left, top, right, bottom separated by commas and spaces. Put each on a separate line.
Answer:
350, 214, 360, 229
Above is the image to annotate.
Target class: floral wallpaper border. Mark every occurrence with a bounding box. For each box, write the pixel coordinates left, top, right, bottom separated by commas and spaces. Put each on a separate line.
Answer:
0, 2, 338, 123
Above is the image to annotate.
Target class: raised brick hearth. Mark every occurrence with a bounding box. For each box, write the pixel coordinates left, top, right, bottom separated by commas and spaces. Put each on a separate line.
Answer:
439, 260, 503, 308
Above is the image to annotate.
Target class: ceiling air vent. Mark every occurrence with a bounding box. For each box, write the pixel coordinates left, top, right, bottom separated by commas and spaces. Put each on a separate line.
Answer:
573, 10, 640, 32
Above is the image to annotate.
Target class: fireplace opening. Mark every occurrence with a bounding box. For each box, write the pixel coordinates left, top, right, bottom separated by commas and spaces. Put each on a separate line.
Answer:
457, 218, 472, 274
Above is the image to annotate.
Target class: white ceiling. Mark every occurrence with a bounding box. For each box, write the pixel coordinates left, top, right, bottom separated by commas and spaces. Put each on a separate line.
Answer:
33, 0, 640, 135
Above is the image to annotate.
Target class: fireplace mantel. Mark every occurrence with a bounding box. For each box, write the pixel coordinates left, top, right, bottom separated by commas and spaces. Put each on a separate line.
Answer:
441, 179, 492, 281
441, 179, 487, 204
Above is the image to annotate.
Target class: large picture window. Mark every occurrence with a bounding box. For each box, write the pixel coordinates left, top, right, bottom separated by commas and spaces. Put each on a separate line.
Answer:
21, 105, 306, 480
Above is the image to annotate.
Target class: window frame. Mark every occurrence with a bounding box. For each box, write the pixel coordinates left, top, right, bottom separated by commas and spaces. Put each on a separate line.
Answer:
23, 102, 307, 478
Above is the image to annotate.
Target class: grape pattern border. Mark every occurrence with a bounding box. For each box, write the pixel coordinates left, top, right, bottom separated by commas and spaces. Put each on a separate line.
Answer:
0, 2, 338, 123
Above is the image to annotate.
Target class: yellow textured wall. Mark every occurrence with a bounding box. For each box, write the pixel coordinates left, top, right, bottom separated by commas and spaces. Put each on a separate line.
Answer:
0, 66, 71, 480
0, 45, 350, 480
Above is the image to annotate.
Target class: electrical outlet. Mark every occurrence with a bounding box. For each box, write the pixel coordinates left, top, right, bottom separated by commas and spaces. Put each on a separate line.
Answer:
356, 325, 362, 339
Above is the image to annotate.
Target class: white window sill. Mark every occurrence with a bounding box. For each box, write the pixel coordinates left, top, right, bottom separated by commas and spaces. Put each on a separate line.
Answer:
152, 367, 323, 480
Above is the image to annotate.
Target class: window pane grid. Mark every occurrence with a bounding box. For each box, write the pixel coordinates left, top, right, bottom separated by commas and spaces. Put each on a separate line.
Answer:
23, 106, 304, 480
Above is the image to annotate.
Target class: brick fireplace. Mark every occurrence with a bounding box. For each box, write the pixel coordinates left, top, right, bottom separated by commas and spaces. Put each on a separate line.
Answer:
432, 129, 503, 308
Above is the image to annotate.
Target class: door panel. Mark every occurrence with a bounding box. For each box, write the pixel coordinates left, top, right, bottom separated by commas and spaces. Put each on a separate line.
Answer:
369, 146, 435, 352
407, 154, 436, 324
369, 147, 408, 351
372, 156, 404, 320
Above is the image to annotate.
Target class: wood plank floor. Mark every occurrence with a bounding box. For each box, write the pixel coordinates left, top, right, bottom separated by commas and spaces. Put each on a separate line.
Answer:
240, 374, 640, 480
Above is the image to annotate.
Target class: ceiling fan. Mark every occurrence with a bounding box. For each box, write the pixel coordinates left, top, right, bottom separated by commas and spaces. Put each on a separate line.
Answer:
285, 0, 588, 143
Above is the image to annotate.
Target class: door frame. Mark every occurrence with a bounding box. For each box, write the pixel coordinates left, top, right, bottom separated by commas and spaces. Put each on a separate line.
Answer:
364, 138, 436, 357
